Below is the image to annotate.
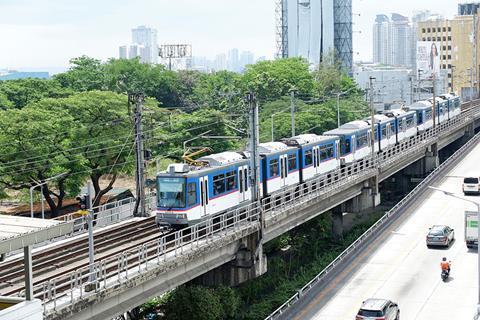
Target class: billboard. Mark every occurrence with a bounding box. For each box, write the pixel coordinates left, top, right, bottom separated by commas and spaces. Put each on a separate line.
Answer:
416, 41, 440, 78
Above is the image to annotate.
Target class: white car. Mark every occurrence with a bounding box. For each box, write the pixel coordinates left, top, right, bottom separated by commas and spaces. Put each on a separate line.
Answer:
463, 177, 480, 195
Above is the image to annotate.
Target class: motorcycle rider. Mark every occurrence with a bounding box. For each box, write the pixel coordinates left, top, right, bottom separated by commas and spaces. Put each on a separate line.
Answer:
440, 257, 451, 275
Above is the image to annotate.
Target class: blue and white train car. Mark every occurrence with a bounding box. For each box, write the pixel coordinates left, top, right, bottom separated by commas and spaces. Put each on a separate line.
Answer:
383, 109, 417, 143
439, 93, 461, 118
282, 134, 340, 182
365, 115, 395, 151
407, 101, 433, 132
258, 142, 300, 197
324, 123, 375, 164
429, 97, 448, 124
155, 152, 250, 228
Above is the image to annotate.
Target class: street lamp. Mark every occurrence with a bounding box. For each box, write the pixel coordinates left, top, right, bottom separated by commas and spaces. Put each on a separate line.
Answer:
428, 185, 480, 316
334, 87, 356, 128
29, 172, 68, 218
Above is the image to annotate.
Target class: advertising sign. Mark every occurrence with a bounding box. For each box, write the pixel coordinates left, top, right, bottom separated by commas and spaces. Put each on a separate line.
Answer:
417, 41, 440, 78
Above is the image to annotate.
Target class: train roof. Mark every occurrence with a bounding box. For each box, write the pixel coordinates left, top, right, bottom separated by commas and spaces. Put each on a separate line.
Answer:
324, 126, 368, 136
339, 120, 369, 129
258, 141, 296, 154
383, 108, 415, 117
197, 151, 246, 166
365, 114, 393, 124
438, 93, 454, 100
283, 134, 338, 147
408, 101, 432, 110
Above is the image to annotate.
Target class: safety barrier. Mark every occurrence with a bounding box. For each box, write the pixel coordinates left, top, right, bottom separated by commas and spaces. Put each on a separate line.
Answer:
264, 122, 480, 320
36, 102, 480, 317
39, 202, 261, 316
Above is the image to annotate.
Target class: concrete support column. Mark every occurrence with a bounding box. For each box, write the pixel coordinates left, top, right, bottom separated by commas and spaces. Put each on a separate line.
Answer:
24, 245, 33, 301
424, 143, 439, 173
194, 231, 267, 287
331, 207, 344, 241
345, 178, 381, 213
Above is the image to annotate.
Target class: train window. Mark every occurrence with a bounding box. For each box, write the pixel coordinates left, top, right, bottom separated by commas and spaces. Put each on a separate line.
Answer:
213, 174, 226, 195
381, 126, 387, 139
406, 116, 415, 128
425, 110, 433, 120
356, 133, 368, 149
288, 154, 297, 171
269, 159, 279, 177
158, 177, 186, 208
304, 150, 313, 166
320, 146, 327, 161
344, 139, 351, 154
326, 145, 334, 158
226, 171, 237, 191
187, 182, 197, 206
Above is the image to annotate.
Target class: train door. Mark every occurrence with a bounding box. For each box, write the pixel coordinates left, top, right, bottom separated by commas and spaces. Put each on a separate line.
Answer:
312, 146, 319, 174
238, 165, 250, 202
279, 154, 288, 187
199, 176, 209, 217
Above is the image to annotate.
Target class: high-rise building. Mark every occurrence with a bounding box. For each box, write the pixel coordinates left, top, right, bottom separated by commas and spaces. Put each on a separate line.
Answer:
373, 14, 391, 65
373, 14, 415, 69
417, 10, 480, 99
214, 53, 227, 71
240, 51, 254, 71
227, 49, 239, 72
276, 0, 352, 73
119, 45, 128, 59
118, 25, 158, 64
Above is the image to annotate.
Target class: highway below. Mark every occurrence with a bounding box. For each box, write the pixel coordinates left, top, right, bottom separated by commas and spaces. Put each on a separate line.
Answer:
288, 142, 480, 320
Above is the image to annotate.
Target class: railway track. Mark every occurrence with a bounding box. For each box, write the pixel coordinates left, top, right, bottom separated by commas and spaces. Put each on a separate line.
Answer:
0, 216, 166, 296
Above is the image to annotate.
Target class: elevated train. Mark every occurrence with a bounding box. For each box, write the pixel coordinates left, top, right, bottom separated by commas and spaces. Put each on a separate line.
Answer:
155, 93, 461, 228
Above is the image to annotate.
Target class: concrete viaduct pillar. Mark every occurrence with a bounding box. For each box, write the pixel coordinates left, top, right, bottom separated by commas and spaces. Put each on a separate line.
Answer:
194, 230, 267, 287
424, 143, 439, 173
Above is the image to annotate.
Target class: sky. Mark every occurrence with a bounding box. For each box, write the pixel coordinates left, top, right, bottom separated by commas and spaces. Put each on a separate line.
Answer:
0, 0, 463, 72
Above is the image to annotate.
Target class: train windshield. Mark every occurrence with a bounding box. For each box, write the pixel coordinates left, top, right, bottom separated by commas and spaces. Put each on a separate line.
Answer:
157, 177, 186, 208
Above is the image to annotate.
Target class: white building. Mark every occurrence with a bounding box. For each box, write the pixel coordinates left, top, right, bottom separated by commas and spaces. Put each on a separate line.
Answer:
240, 51, 254, 71
227, 49, 239, 72
119, 45, 127, 59
354, 63, 447, 110
373, 14, 415, 69
119, 25, 158, 64
285, 0, 335, 66
214, 53, 227, 71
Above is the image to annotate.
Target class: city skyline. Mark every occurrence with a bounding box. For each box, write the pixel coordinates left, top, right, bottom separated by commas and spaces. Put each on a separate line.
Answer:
0, 0, 461, 71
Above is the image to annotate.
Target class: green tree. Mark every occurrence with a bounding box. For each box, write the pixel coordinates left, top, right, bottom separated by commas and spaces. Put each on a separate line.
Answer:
163, 285, 222, 320
32, 91, 135, 207
192, 70, 244, 111
54, 55, 106, 91
0, 78, 72, 109
0, 106, 86, 217
0, 92, 13, 110
243, 58, 315, 102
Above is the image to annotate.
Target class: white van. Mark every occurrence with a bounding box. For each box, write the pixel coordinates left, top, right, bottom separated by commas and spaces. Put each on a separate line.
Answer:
463, 177, 480, 195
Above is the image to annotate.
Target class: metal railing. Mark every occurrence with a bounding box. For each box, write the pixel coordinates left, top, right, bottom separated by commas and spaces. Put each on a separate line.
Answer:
264, 120, 480, 320
36, 103, 480, 317
39, 202, 261, 315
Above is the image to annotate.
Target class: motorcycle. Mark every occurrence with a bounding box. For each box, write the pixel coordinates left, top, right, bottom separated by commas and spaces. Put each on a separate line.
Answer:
441, 269, 450, 282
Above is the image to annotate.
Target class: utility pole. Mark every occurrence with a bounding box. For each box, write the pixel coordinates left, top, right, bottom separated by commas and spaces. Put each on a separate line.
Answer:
336, 93, 341, 127
474, 13, 478, 98
417, 69, 422, 102
451, 65, 455, 94
87, 181, 95, 282
471, 68, 475, 109
409, 75, 414, 104
129, 93, 147, 217
432, 72, 436, 128
290, 91, 296, 137
369, 76, 376, 160
247, 92, 260, 205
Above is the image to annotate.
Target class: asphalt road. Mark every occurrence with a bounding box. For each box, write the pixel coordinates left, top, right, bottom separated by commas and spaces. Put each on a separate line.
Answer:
289, 143, 480, 320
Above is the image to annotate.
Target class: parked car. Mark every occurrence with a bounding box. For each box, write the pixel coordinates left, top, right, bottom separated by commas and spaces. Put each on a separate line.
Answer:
463, 177, 480, 195
426, 225, 455, 248
356, 298, 400, 320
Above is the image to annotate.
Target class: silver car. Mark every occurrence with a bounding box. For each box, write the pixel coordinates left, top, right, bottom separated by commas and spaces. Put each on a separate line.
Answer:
356, 298, 400, 320
426, 225, 454, 248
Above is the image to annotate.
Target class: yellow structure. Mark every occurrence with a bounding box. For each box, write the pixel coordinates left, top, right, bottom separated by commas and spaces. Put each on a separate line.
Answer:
418, 13, 480, 98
